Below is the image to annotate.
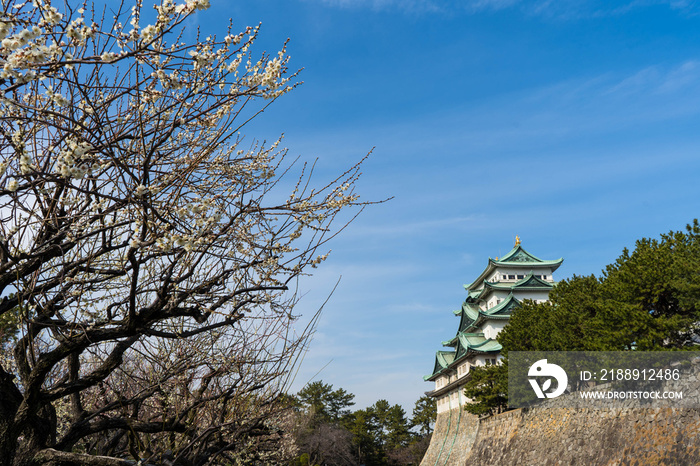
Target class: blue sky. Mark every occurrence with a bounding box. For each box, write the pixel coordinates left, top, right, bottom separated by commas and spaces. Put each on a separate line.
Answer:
198, 0, 700, 411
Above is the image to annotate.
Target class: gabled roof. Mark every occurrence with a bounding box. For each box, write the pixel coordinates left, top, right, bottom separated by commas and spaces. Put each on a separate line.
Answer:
485, 293, 521, 317
457, 332, 502, 354
454, 301, 480, 324
436, 350, 455, 367
464, 244, 563, 292
424, 350, 456, 381
480, 272, 553, 293
426, 331, 503, 380
467, 289, 481, 300
463, 293, 521, 332
459, 304, 478, 330
498, 244, 549, 263
456, 332, 502, 353
443, 294, 521, 346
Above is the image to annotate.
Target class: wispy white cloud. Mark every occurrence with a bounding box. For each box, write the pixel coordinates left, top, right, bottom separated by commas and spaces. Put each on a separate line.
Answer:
312, 0, 442, 13
597, 61, 700, 101
307, 0, 700, 17
340, 215, 486, 237
444, 59, 700, 146
655, 60, 700, 93
466, 0, 522, 11
307, 0, 520, 14
308, 0, 520, 14
537, 0, 700, 17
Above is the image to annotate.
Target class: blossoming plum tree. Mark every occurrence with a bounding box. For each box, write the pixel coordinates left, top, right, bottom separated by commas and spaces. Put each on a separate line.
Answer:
0, 1, 369, 464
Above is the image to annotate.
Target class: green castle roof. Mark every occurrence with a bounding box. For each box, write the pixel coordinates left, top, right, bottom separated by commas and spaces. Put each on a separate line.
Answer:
464, 244, 563, 291
425, 243, 562, 382
479, 271, 553, 293
424, 350, 456, 380
443, 294, 522, 347
425, 333, 502, 380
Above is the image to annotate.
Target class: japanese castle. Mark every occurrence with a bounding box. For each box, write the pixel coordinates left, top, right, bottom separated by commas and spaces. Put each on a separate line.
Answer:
424, 238, 563, 413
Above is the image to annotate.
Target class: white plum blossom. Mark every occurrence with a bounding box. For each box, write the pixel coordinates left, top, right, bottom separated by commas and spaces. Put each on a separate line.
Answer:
45, 87, 70, 106
100, 51, 118, 62
134, 184, 149, 197
0, 1, 369, 464
55, 138, 94, 178
0, 22, 10, 40
19, 153, 32, 174
140, 24, 157, 42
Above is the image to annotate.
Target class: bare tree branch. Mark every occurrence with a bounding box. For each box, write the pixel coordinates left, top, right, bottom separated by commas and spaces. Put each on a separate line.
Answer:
0, 1, 374, 464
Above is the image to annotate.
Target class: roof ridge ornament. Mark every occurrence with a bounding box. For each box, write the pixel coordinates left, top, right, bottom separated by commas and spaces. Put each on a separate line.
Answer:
515, 235, 521, 246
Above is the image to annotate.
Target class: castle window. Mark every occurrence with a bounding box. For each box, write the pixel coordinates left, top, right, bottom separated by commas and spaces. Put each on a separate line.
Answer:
517, 274, 524, 279
508, 275, 515, 280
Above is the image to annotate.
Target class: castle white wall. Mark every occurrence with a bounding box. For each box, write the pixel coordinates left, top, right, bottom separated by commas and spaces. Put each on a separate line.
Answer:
436, 386, 472, 413
483, 320, 507, 339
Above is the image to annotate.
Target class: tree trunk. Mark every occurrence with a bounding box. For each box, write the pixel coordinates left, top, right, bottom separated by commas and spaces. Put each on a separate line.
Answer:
0, 366, 22, 465
14, 402, 58, 466
29, 448, 135, 466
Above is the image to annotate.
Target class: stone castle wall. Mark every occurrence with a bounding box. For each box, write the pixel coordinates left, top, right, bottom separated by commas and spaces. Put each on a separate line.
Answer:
468, 406, 700, 465
421, 358, 700, 466
419, 407, 479, 466
422, 405, 700, 466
